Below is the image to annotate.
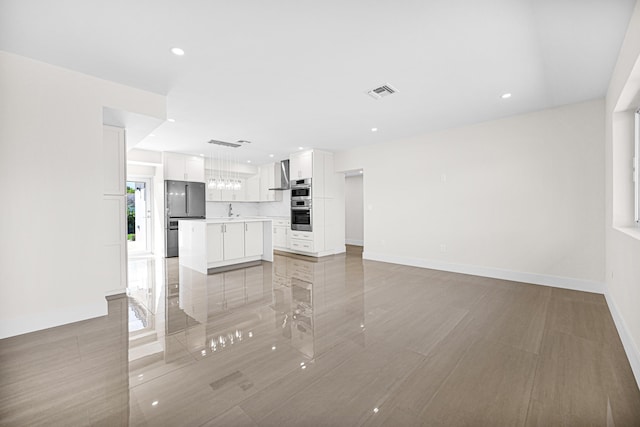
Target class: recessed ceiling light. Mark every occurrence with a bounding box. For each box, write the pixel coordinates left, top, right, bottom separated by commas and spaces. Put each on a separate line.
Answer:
167, 118, 175, 122
371, 127, 378, 132
269, 154, 274, 158
247, 160, 251, 163
501, 93, 512, 99
149, 134, 156, 137
170, 47, 185, 56
298, 147, 304, 150
199, 154, 204, 157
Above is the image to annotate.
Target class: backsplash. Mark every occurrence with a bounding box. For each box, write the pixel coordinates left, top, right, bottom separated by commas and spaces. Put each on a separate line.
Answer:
205, 190, 290, 218
206, 202, 259, 218
258, 190, 290, 217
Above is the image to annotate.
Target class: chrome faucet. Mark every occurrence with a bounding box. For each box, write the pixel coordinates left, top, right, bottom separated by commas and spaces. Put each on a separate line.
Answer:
228, 203, 233, 217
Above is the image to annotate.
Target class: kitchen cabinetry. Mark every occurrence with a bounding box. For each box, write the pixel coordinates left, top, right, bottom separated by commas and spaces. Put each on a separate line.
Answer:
221, 185, 246, 202
273, 219, 290, 249
205, 162, 281, 202
290, 151, 313, 180
164, 152, 205, 182
244, 222, 264, 257
246, 175, 260, 201
180, 219, 273, 274
206, 222, 245, 263
102, 125, 127, 294
289, 230, 314, 253
256, 162, 282, 202
281, 149, 345, 257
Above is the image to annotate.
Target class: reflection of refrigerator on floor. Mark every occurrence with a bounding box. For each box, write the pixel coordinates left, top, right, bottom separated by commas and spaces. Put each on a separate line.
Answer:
291, 278, 314, 358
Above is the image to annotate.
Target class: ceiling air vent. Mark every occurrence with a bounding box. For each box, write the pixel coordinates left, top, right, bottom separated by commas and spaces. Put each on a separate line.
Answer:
367, 84, 398, 100
207, 139, 252, 148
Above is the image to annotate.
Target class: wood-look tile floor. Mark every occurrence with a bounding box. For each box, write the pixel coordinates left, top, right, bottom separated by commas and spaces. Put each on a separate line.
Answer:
2, 247, 639, 426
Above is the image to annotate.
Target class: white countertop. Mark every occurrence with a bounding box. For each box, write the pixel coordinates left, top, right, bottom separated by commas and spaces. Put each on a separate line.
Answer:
183, 217, 273, 224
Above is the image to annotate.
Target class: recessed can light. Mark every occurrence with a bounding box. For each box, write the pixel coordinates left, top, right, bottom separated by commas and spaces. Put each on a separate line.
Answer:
247, 160, 251, 163
269, 154, 274, 158
371, 127, 378, 132
167, 118, 175, 122
171, 47, 185, 56
501, 93, 512, 99
298, 147, 304, 150
149, 133, 156, 137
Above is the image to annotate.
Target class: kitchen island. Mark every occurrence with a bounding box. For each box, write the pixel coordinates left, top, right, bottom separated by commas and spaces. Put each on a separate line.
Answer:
178, 217, 273, 274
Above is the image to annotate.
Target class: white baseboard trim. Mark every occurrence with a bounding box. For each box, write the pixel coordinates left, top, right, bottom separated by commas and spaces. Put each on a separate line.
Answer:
345, 239, 364, 246
362, 251, 605, 294
0, 301, 108, 339
605, 292, 640, 390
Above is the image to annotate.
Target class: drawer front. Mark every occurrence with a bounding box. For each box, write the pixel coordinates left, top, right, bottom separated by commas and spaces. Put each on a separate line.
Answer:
290, 231, 313, 241
274, 219, 290, 227
290, 239, 314, 252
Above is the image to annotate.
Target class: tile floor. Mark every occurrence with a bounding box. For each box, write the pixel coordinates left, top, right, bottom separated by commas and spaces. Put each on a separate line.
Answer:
1, 247, 639, 426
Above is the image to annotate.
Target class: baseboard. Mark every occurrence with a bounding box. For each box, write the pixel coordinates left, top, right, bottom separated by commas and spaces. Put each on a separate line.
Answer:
345, 239, 364, 246
362, 251, 605, 294
0, 301, 108, 339
605, 292, 640, 390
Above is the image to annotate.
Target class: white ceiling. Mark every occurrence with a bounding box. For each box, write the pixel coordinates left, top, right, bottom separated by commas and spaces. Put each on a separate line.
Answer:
0, 0, 635, 164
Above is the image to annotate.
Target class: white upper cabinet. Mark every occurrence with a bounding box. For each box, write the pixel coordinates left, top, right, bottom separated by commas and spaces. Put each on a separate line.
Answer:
102, 125, 125, 195
164, 152, 205, 182
290, 151, 313, 180
289, 150, 328, 198
205, 162, 281, 202
246, 174, 260, 201
258, 162, 283, 202
185, 156, 205, 182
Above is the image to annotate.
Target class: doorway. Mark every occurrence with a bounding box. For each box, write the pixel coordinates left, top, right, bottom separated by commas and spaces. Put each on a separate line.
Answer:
127, 178, 153, 254
344, 170, 364, 252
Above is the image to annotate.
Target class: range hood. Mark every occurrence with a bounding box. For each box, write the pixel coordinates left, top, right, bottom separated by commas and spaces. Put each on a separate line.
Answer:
269, 159, 290, 191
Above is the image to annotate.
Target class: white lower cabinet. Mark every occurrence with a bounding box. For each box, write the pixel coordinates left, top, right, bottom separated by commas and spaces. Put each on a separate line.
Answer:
206, 221, 262, 264
181, 219, 271, 274
206, 224, 224, 263
223, 222, 245, 260
289, 229, 314, 253
244, 222, 264, 257
290, 239, 314, 252
273, 219, 290, 249
205, 222, 244, 262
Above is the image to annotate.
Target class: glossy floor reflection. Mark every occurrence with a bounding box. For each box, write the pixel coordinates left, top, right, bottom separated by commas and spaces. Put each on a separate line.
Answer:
2, 247, 639, 426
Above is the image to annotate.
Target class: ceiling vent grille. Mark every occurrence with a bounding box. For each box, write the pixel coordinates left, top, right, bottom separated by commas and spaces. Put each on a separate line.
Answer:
367, 84, 398, 100
207, 139, 252, 148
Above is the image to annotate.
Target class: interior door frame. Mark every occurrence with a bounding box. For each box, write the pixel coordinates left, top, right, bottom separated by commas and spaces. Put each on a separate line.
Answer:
127, 176, 154, 255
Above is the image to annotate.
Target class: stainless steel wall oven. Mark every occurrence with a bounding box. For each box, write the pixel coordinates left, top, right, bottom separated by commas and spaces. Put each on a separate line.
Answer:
290, 178, 312, 231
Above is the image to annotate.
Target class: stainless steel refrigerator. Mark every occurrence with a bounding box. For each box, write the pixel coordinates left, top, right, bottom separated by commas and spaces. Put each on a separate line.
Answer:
165, 180, 206, 257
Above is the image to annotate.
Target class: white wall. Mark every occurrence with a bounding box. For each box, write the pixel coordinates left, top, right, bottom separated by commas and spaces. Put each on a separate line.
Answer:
0, 51, 165, 338
605, 1, 640, 387
345, 175, 364, 246
335, 99, 605, 292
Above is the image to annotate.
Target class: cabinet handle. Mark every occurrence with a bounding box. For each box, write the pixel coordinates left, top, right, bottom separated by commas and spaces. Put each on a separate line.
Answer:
245, 223, 248, 231
221, 224, 224, 233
